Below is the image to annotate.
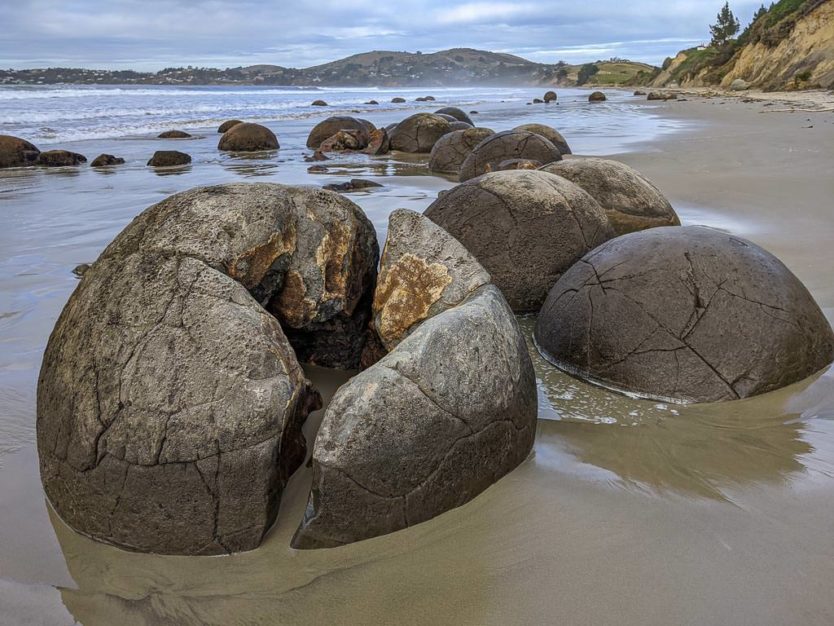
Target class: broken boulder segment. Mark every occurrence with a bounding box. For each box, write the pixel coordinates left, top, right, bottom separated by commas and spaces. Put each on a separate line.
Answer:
37, 183, 378, 555
306, 116, 374, 150
293, 210, 536, 549
535, 226, 834, 403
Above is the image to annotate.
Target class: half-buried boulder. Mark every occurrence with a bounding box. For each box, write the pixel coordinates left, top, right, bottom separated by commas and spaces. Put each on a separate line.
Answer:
434, 107, 474, 126
535, 226, 834, 403
37, 183, 379, 555
217, 120, 243, 133
589, 91, 607, 102
540, 158, 680, 236
218, 123, 279, 152
458, 130, 561, 182
158, 130, 191, 139
37, 150, 87, 166
292, 209, 536, 549
543, 91, 558, 103
306, 116, 372, 150
389, 113, 452, 153
147, 150, 191, 167
425, 170, 613, 312
0, 135, 40, 168
428, 127, 494, 175
513, 123, 572, 155
91, 154, 125, 167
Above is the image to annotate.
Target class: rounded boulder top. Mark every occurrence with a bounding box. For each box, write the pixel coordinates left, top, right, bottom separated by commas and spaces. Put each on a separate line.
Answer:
389, 113, 452, 153
218, 122, 279, 152
513, 123, 572, 155
535, 226, 834, 404
434, 106, 474, 126
458, 130, 561, 182
428, 127, 495, 175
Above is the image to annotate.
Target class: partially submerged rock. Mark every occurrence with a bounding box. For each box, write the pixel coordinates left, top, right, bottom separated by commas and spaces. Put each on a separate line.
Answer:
322, 179, 383, 193
147, 150, 191, 167
458, 130, 561, 182
311, 100, 328, 106
0, 134, 40, 168
306, 116, 372, 150
37, 150, 87, 167
218, 123, 279, 152
389, 113, 452, 153
217, 120, 243, 133
535, 226, 834, 403
540, 158, 680, 236
428, 127, 495, 175
37, 183, 378, 555
91, 154, 125, 167
543, 90, 558, 103
319, 130, 364, 152
513, 123, 572, 155
434, 107, 474, 126
589, 91, 607, 102
425, 170, 612, 312
391, 97, 406, 103
292, 210, 536, 549
158, 130, 191, 139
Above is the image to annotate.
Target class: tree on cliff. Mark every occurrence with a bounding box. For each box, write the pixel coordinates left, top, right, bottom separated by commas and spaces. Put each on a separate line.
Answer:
710, 2, 741, 46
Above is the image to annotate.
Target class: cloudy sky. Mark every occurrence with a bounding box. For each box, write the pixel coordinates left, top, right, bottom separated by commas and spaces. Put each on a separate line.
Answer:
0, 1, 766, 70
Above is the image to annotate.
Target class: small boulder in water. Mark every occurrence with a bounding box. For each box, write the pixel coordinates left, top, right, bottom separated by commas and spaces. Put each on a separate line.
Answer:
323, 179, 383, 193
147, 150, 191, 167
90, 154, 125, 167
391, 97, 406, 103
37, 150, 87, 167
311, 100, 328, 106
589, 91, 607, 102
543, 90, 558, 103
158, 130, 191, 139
0, 135, 40, 168
218, 123, 279, 152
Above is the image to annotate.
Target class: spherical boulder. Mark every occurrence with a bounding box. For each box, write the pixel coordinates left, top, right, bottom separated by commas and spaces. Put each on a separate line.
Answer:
428, 127, 495, 175
37, 150, 87, 167
391, 97, 406, 103
292, 210, 536, 549
458, 130, 561, 182
147, 150, 191, 167
0, 135, 40, 168
513, 123, 572, 155
90, 154, 125, 167
158, 130, 191, 139
425, 170, 613, 312
535, 226, 834, 403
311, 100, 328, 106
217, 120, 243, 133
37, 183, 379, 555
306, 116, 372, 149
543, 90, 558, 103
540, 158, 679, 236
589, 91, 607, 102
434, 106, 474, 126
448, 121, 473, 132
389, 113, 452, 153
218, 123, 279, 152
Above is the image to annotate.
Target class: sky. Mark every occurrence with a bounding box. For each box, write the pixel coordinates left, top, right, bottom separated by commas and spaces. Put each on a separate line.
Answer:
0, 1, 767, 70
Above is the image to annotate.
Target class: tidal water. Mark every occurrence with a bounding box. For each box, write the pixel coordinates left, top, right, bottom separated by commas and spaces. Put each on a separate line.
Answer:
1, 86, 833, 625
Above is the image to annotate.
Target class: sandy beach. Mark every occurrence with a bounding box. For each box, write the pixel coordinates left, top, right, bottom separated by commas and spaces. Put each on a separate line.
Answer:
2, 89, 834, 625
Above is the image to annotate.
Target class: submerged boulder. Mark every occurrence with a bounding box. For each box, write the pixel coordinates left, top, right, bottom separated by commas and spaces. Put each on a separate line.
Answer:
147, 150, 191, 167
90, 154, 125, 167
217, 120, 243, 133
293, 210, 536, 549
0, 135, 40, 168
306, 116, 372, 150
428, 127, 495, 175
37, 150, 87, 167
540, 158, 679, 235
158, 130, 191, 139
543, 90, 558, 103
513, 123, 572, 155
435, 107, 474, 126
589, 91, 607, 102
389, 113, 452, 153
218, 123, 279, 152
37, 183, 379, 555
458, 130, 561, 182
425, 170, 612, 312
535, 226, 834, 403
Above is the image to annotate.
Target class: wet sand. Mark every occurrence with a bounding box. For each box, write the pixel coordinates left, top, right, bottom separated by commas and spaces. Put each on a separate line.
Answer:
2, 93, 834, 625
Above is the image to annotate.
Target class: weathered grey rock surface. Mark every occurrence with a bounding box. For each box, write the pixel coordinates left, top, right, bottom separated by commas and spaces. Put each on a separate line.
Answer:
459, 130, 561, 181
540, 158, 680, 236
434, 107, 474, 126
0, 134, 40, 168
513, 123, 572, 155
428, 127, 494, 174
218, 123, 279, 152
293, 211, 536, 549
389, 113, 452, 153
425, 170, 612, 312
535, 226, 834, 403
306, 117, 372, 149
38, 183, 378, 555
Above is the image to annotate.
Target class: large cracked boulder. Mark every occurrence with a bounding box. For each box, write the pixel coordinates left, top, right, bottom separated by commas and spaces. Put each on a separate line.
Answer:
535, 226, 834, 403
306, 117, 373, 150
218, 123, 279, 152
541, 158, 679, 236
389, 113, 452, 153
425, 170, 613, 312
428, 127, 494, 175
37, 183, 378, 555
292, 210, 537, 549
0, 135, 41, 168
434, 107, 474, 126
514, 123, 572, 155
459, 130, 561, 182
